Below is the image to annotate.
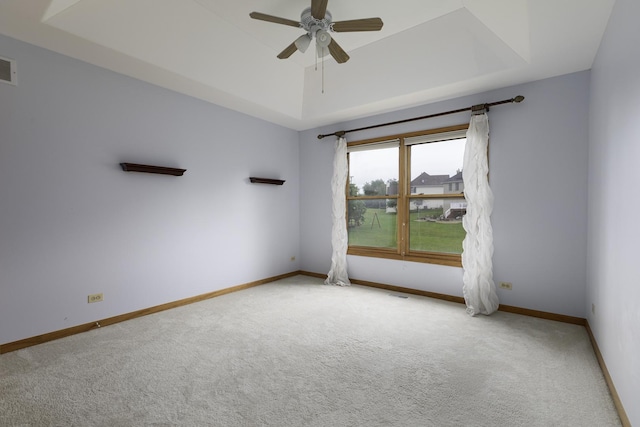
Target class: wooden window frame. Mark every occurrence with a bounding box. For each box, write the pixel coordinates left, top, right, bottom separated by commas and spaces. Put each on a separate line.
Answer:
346, 124, 469, 268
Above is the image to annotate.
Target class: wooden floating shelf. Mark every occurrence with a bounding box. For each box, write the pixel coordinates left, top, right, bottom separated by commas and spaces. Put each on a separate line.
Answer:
120, 163, 186, 176
249, 177, 285, 185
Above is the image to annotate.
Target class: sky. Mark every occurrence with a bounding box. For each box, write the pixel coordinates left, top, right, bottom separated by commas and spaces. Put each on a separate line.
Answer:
349, 138, 466, 191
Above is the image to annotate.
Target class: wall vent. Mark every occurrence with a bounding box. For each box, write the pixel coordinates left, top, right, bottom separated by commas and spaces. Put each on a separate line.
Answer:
0, 56, 17, 86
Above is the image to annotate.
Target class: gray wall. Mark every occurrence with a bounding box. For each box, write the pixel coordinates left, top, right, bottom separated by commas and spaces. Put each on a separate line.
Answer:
0, 35, 301, 344
300, 71, 591, 318
587, 0, 640, 423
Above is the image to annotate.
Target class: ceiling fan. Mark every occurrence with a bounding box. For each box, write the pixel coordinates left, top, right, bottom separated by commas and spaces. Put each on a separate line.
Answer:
250, 0, 383, 64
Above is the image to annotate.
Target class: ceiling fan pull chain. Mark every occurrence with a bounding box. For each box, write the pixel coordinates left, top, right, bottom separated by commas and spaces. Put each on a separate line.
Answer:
322, 49, 325, 94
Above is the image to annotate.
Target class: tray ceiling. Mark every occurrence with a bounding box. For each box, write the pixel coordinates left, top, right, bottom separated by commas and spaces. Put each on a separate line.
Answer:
0, 0, 615, 130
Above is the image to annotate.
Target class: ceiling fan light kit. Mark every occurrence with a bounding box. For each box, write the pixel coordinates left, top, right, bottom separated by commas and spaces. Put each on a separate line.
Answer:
294, 34, 312, 53
315, 30, 331, 48
250, 0, 383, 65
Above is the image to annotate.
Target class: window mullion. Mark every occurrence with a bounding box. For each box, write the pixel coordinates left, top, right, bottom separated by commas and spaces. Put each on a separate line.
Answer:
399, 140, 408, 257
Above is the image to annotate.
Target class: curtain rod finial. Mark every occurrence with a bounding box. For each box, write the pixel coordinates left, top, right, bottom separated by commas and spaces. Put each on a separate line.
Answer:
513, 95, 525, 103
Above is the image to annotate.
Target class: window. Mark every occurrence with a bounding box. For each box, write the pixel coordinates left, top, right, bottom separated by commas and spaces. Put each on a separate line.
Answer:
346, 125, 468, 267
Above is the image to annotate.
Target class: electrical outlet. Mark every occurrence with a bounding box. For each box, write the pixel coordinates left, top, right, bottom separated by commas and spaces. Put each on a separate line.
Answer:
88, 293, 103, 303
499, 282, 513, 290
290, 256, 296, 261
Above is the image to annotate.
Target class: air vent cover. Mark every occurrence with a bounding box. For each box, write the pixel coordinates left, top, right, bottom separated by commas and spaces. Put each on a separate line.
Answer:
0, 56, 17, 86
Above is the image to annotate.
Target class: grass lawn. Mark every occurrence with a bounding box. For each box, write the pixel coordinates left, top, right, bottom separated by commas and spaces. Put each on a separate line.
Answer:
348, 209, 465, 254
348, 209, 397, 248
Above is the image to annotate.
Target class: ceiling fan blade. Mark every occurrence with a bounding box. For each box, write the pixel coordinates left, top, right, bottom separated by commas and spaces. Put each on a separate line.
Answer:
332, 18, 384, 32
327, 38, 350, 64
277, 42, 298, 59
249, 12, 300, 28
311, 0, 329, 19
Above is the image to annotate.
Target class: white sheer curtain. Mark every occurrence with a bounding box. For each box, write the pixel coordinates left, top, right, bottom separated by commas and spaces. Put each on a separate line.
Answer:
325, 137, 351, 287
462, 113, 499, 315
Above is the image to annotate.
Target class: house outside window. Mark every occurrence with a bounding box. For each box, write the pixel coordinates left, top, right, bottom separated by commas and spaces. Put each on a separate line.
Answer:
346, 125, 469, 267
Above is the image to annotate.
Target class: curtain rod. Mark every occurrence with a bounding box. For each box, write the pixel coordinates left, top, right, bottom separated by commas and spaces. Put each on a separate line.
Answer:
317, 95, 525, 140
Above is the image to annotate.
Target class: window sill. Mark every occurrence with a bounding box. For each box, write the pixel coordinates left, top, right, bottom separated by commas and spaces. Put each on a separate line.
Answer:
347, 247, 462, 268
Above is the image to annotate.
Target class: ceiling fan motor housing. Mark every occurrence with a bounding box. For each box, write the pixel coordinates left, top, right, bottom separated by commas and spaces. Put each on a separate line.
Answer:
300, 6, 333, 39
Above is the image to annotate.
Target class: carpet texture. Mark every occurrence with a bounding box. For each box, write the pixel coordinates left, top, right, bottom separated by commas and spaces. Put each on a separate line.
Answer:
0, 275, 621, 426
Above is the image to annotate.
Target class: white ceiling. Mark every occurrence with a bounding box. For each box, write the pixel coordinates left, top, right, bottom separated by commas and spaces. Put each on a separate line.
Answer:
0, 0, 615, 130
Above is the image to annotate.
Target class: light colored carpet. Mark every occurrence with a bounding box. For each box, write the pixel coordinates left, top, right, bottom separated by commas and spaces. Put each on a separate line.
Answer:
0, 275, 620, 426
